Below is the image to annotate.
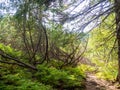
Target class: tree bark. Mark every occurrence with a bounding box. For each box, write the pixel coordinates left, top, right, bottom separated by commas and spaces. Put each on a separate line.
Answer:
115, 0, 120, 83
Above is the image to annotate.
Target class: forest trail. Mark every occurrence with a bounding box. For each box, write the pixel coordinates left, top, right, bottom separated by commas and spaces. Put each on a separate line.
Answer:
85, 73, 119, 90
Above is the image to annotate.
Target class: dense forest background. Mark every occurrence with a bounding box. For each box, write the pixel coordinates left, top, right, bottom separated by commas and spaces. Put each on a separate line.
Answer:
0, 0, 120, 90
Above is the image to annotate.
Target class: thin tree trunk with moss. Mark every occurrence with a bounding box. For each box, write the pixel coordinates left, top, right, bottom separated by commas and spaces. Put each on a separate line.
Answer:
115, 0, 120, 83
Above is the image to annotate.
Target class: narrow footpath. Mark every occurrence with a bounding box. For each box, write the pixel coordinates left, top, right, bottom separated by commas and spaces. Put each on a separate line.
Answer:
85, 73, 119, 90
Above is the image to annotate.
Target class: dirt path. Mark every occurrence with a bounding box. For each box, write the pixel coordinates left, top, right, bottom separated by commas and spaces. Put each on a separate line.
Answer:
85, 73, 119, 90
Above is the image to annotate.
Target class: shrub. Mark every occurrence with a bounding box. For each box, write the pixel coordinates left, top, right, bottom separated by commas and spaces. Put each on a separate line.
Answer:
35, 65, 86, 89
78, 64, 96, 73
96, 62, 118, 81
0, 67, 52, 90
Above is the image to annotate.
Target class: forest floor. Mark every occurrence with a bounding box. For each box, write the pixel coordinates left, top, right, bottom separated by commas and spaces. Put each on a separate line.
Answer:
85, 73, 120, 90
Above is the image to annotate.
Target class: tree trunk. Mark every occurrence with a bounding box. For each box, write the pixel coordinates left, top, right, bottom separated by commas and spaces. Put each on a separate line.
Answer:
115, 0, 120, 83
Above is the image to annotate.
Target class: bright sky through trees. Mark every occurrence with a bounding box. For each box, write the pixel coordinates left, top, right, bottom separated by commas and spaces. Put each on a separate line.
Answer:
0, 0, 112, 32
63, 0, 98, 32
0, 0, 95, 32
0, 0, 16, 15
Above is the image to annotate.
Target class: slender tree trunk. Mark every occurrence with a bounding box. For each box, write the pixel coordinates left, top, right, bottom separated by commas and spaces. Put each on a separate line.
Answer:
115, 0, 120, 83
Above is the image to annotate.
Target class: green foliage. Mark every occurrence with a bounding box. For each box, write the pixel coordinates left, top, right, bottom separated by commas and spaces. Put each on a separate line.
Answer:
86, 14, 117, 81
48, 59, 64, 68
87, 13, 116, 62
0, 16, 22, 48
95, 61, 118, 81
0, 67, 52, 90
0, 62, 86, 90
35, 65, 85, 89
48, 24, 81, 51
0, 43, 22, 57
0, 22, 86, 89
78, 64, 96, 73
0, 1, 117, 90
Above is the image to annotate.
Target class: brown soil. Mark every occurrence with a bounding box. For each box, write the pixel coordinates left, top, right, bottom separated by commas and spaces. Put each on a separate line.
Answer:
85, 73, 119, 90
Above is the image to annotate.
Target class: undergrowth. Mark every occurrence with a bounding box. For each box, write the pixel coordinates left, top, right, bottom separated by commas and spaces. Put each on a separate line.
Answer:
92, 58, 118, 81
0, 43, 87, 90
